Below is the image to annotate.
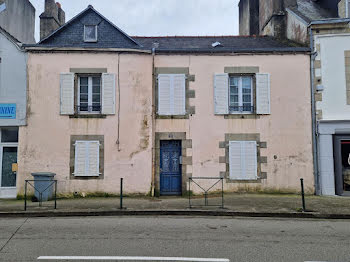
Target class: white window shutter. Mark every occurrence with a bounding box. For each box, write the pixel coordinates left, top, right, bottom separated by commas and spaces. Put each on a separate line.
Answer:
158, 74, 172, 115
173, 74, 186, 115
214, 74, 229, 114
87, 141, 100, 177
60, 73, 74, 115
101, 73, 116, 115
243, 141, 258, 180
256, 73, 271, 114
229, 141, 257, 180
74, 141, 87, 177
229, 141, 242, 180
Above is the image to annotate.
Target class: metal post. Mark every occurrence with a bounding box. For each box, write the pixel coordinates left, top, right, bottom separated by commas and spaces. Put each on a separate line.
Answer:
300, 178, 306, 212
39, 192, 42, 207
189, 178, 191, 208
120, 178, 123, 209
24, 181, 27, 211
54, 181, 57, 210
221, 178, 224, 209
204, 192, 208, 206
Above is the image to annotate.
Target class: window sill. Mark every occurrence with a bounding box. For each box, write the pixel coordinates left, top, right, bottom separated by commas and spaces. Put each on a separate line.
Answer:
156, 114, 189, 119
226, 178, 261, 183
69, 114, 107, 119
224, 114, 260, 119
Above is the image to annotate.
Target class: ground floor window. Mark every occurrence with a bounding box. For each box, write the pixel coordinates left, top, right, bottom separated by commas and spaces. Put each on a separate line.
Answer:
229, 140, 257, 180
70, 135, 104, 179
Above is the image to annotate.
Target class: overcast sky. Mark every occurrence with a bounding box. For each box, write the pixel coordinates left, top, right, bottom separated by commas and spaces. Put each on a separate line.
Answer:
29, 0, 239, 42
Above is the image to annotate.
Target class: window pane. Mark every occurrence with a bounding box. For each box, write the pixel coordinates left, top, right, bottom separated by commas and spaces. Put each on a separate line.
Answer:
92, 104, 101, 112
79, 103, 88, 112
243, 95, 251, 103
80, 77, 88, 86
93, 86, 100, 93
92, 77, 100, 86
85, 25, 96, 41
80, 85, 88, 94
1, 128, 18, 143
230, 77, 238, 86
92, 94, 100, 103
242, 77, 251, 87
80, 94, 88, 103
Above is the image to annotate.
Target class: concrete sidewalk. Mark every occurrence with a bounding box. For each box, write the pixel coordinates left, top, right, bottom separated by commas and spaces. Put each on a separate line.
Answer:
0, 193, 349, 218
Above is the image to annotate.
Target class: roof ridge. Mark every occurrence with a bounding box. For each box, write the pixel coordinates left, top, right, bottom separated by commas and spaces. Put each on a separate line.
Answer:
131, 35, 267, 38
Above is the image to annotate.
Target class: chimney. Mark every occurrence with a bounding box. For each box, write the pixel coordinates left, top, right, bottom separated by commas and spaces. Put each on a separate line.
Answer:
40, 0, 65, 40
57, 2, 65, 25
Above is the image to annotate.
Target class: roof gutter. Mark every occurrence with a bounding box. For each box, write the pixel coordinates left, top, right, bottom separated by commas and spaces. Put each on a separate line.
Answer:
308, 18, 350, 26
153, 48, 310, 55
309, 26, 320, 195
23, 47, 151, 53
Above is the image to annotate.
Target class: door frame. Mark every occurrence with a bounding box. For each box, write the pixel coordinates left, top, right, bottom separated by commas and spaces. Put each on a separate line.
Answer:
333, 135, 350, 196
154, 132, 192, 197
0, 129, 18, 198
159, 140, 182, 196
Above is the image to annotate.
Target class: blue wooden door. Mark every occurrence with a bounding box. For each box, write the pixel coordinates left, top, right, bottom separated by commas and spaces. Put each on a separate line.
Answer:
160, 140, 182, 195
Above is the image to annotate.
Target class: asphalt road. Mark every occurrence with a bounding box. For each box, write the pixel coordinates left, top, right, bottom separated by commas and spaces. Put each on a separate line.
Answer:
0, 216, 349, 262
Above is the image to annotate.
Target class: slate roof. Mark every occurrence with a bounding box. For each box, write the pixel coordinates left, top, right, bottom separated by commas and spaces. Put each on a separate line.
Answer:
288, 0, 335, 23
36, 5, 141, 49
26, 5, 309, 53
0, 26, 22, 48
133, 36, 309, 53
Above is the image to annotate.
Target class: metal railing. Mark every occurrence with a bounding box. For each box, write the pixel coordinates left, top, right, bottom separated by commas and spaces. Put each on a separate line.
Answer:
24, 180, 57, 211
188, 177, 224, 208
75, 105, 101, 113
229, 105, 254, 113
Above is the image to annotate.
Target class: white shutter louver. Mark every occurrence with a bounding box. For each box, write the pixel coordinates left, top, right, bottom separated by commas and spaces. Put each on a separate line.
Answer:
158, 74, 172, 115
229, 141, 257, 180
101, 73, 116, 115
74, 141, 87, 177
172, 74, 186, 115
256, 73, 271, 114
214, 74, 229, 114
60, 73, 74, 115
73, 140, 100, 177
87, 141, 100, 177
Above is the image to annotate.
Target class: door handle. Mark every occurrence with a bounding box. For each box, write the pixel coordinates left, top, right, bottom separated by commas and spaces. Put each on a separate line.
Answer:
159, 168, 163, 172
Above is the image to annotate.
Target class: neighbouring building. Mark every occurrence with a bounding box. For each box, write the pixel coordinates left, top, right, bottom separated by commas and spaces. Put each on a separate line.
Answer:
0, 0, 37, 198
0, 0, 35, 44
19, 5, 313, 198
311, 17, 350, 196
239, 0, 350, 196
0, 28, 27, 198
239, 0, 340, 43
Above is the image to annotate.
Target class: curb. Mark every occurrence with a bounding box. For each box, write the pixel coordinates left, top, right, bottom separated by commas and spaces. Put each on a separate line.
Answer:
1, 209, 350, 219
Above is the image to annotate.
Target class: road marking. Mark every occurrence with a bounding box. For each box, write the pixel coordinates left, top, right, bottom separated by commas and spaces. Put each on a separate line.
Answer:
37, 256, 230, 262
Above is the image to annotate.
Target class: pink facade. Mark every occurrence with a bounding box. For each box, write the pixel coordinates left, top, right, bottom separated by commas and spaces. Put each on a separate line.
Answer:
17, 50, 313, 196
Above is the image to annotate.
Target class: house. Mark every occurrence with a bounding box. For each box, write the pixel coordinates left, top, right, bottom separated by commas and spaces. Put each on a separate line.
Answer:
0, 0, 36, 44
18, 4, 313, 197
239, 0, 350, 196
0, 28, 27, 198
0, 0, 36, 198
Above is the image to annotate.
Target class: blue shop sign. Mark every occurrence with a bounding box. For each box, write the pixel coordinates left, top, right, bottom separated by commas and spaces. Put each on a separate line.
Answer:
0, 104, 16, 119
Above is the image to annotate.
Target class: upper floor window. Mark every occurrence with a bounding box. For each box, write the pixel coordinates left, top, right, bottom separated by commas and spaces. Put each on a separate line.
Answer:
157, 74, 186, 116
229, 76, 253, 113
214, 73, 270, 115
84, 25, 97, 42
59, 72, 116, 116
78, 76, 101, 113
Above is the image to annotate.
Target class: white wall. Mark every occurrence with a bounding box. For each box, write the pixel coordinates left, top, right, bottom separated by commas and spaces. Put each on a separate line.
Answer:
0, 32, 27, 126
316, 34, 350, 120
